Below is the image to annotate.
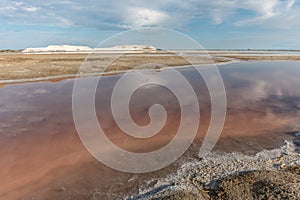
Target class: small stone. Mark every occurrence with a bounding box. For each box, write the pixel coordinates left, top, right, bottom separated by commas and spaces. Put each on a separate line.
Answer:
280, 164, 287, 169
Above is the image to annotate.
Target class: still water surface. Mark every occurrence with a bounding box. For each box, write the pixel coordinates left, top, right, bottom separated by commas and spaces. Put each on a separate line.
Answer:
0, 61, 299, 199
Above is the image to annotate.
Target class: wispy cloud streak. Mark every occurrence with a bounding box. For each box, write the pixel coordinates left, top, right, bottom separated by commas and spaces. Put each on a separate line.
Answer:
0, 0, 299, 29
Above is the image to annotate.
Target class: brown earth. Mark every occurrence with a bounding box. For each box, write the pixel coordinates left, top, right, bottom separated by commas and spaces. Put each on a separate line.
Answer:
1, 52, 300, 83
146, 168, 300, 200
0, 53, 227, 82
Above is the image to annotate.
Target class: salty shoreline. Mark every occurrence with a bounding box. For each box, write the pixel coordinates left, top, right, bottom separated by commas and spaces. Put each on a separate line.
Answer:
129, 140, 300, 199
1, 51, 300, 85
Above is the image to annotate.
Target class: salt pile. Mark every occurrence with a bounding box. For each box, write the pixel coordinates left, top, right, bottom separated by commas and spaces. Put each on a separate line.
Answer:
23, 45, 92, 53
23, 44, 157, 53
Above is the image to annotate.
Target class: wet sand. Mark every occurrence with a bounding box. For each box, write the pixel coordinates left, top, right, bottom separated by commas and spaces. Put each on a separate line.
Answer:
0, 61, 299, 199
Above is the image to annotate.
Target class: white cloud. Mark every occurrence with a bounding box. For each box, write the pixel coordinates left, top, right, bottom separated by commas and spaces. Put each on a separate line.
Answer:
243, 0, 278, 16
23, 6, 39, 12
0, 1, 39, 13
287, 0, 296, 9
234, 0, 298, 28
0, 0, 299, 29
123, 7, 169, 28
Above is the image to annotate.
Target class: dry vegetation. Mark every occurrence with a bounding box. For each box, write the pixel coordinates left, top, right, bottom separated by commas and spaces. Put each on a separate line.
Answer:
1, 52, 300, 82
0, 53, 227, 81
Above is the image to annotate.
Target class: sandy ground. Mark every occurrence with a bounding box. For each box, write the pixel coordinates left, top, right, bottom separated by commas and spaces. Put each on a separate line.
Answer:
0, 53, 227, 82
1, 51, 300, 84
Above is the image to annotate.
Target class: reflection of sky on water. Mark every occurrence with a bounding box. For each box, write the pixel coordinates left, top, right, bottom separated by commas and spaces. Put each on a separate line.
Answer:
0, 61, 299, 139
217, 61, 300, 114
1, 61, 299, 200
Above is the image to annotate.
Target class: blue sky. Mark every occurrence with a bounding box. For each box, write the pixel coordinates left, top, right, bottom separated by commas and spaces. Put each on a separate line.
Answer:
1, 0, 300, 49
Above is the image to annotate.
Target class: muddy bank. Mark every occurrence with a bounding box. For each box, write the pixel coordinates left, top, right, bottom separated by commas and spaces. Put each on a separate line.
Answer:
129, 141, 300, 200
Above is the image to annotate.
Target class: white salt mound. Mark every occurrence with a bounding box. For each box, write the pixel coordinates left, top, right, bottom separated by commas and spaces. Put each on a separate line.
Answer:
23, 44, 157, 53
23, 45, 92, 53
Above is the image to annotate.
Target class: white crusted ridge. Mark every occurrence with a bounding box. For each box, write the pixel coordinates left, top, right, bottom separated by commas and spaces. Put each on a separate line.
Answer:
23, 45, 92, 53
23, 44, 157, 53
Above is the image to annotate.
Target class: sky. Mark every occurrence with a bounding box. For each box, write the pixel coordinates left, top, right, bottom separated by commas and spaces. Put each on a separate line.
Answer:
1, 0, 300, 50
